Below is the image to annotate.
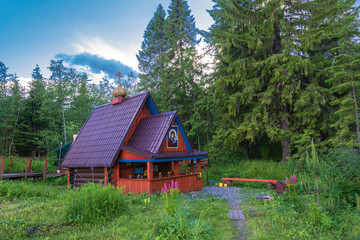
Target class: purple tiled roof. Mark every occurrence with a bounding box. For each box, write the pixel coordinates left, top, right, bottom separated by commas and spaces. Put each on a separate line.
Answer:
61, 92, 149, 168
127, 111, 177, 154
121, 145, 207, 159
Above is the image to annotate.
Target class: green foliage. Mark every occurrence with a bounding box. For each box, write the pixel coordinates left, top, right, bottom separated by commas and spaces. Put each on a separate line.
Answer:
64, 183, 128, 224
155, 206, 212, 240
207, 160, 294, 186
161, 187, 181, 215
0, 180, 232, 239
207, 0, 360, 161
242, 189, 360, 239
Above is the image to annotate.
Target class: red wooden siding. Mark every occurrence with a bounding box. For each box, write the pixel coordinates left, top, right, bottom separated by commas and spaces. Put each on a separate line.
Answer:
117, 174, 202, 194
124, 105, 151, 145
161, 122, 187, 152
118, 150, 149, 160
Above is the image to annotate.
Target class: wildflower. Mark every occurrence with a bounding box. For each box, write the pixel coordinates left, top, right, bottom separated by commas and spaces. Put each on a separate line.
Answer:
286, 177, 290, 185
171, 180, 175, 189
292, 174, 297, 185
174, 181, 178, 189
163, 183, 168, 193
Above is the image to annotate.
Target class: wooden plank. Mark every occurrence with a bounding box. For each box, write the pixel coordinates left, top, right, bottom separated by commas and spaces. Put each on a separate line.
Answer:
25, 158, 29, 175
147, 162, 153, 180
8, 157, 12, 173
43, 157, 48, 180
28, 157, 33, 173
173, 161, 179, 176
196, 159, 201, 172
67, 169, 70, 188
221, 178, 278, 185
0, 155, 4, 181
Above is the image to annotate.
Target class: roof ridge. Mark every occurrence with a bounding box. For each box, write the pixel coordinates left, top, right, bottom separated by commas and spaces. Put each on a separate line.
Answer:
94, 92, 149, 110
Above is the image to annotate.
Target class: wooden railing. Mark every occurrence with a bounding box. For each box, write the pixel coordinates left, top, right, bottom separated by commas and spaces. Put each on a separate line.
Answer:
0, 155, 66, 181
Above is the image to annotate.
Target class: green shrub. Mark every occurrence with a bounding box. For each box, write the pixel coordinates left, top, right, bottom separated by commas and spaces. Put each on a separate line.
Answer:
155, 205, 212, 239
64, 183, 128, 224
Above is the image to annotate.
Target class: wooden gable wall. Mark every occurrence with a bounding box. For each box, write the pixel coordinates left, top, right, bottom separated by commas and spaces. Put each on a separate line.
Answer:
161, 120, 187, 152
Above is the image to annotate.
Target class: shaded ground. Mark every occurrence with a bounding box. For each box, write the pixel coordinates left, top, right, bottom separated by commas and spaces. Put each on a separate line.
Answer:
186, 186, 246, 239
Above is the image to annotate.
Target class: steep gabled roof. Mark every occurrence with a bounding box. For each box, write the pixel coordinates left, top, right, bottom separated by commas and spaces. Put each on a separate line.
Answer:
61, 92, 150, 168
127, 111, 177, 154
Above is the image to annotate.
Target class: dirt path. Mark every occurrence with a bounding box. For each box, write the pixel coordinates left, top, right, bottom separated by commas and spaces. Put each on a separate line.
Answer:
187, 186, 246, 239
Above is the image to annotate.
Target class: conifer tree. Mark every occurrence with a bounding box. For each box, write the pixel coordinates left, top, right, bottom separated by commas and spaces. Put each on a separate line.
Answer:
326, 1, 360, 150
208, 0, 342, 160
24, 65, 47, 155
158, 0, 201, 124
137, 4, 166, 92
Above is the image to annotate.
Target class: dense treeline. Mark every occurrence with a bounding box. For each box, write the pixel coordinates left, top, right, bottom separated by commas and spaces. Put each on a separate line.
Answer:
1, 0, 359, 161
0, 60, 114, 157
138, 0, 360, 161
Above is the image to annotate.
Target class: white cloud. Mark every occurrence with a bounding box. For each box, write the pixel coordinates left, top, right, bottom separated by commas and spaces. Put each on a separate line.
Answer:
18, 77, 32, 89
71, 35, 139, 72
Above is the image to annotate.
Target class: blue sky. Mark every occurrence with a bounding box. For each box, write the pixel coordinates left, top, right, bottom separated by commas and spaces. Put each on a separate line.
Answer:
0, 0, 214, 84
1, 0, 359, 86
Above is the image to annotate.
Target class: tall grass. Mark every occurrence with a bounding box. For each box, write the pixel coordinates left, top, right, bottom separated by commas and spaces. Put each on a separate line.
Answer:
207, 159, 293, 187
0, 180, 62, 200
1, 157, 57, 174
64, 183, 128, 224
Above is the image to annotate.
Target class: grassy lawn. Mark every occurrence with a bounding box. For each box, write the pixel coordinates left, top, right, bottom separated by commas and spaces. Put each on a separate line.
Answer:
0, 178, 234, 240
1, 156, 359, 239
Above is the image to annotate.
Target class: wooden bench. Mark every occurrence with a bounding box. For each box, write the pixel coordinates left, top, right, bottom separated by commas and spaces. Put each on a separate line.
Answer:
221, 178, 287, 194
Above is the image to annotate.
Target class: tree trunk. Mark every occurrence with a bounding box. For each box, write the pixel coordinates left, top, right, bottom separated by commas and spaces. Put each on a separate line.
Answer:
243, 140, 250, 160
62, 103, 67, 143
316, 175, 320, 207
8, 106, 21, 156
281, 105, 291, 161
350, 63, 360, 151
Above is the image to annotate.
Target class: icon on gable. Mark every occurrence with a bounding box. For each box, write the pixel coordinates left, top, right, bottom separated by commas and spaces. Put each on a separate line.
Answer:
167, 126, 178, 148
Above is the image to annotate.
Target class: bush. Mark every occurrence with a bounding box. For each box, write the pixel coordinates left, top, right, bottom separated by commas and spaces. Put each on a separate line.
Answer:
64, 183, 128, 224
155, 204, 212, 239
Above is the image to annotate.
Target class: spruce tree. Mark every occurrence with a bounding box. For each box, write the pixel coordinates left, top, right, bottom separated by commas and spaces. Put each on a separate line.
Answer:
326, 1, 360, 150
137, 4, 166, 93
159, 0, 201, 124
208, 0, 340, 160
24, 65, 47, 155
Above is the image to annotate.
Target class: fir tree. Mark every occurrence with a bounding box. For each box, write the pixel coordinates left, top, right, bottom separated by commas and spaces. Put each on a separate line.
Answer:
158, 0, 201, 124
326, 1, 360, 150
208, 0, 340, 160
137, 4, 167, 93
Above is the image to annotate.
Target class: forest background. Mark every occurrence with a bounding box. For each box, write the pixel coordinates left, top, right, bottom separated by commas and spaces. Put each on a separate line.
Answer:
1, 0, 360, 164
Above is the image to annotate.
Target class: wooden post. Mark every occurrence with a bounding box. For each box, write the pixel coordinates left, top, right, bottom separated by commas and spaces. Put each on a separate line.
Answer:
190, 160, 194, 173
196, 160, 201, 173
25, 158, 29, 175
174, 161, 179, 176
8, 157, 12, 173
43, 157, 48, 180
147, 162, 153, 180
28, 157, 33, 173
104, 167, 108, 185
67, 168, 70, 188
0, 156, 3, 180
